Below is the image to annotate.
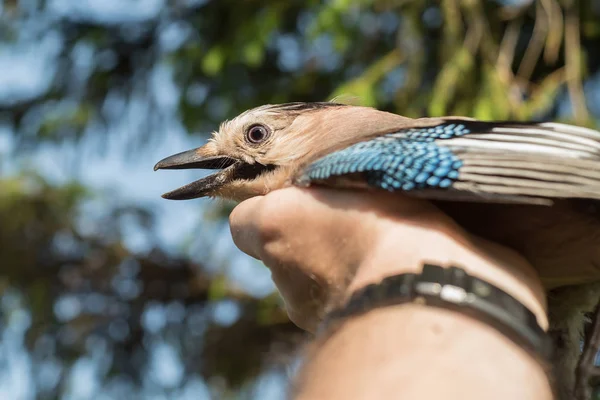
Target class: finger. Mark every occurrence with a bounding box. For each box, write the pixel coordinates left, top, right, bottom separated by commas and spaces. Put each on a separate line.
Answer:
229, 196, 265, 260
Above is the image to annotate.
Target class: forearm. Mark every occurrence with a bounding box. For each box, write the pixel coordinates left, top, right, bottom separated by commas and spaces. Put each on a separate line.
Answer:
293, 226, 553, 400
294, 305, 553, 400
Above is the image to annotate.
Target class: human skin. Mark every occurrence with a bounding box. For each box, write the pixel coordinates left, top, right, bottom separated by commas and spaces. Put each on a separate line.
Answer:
229, 187, 553, 400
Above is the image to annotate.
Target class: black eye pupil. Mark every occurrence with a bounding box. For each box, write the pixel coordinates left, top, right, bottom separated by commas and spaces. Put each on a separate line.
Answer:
248, 126, 268, 143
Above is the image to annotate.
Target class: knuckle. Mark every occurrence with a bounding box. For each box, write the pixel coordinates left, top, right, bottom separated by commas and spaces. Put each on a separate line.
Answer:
256, 212, 283, 247
257, 191, 294, 239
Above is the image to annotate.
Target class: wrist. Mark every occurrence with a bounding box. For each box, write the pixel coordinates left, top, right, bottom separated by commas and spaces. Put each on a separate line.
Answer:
345, 222, 548, 330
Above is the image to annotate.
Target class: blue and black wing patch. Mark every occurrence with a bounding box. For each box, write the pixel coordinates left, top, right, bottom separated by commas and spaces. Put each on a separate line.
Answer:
298, 138, 463, 191
296, 119, 600, 205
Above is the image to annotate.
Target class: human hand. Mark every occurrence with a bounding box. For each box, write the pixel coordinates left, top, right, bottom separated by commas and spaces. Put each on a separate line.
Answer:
229, 187, 547, 332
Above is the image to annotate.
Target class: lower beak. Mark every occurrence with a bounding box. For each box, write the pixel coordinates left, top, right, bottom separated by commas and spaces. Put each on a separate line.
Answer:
154, 147, 239, 200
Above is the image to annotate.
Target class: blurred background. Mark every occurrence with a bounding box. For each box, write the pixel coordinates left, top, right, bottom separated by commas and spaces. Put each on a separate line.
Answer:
1, 0, 600, 398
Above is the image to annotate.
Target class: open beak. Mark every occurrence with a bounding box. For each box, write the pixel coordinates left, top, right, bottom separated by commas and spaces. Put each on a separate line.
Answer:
154, 145, 275, 200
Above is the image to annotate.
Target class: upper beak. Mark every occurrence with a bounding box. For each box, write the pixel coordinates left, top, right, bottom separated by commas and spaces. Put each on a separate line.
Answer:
154, 145, 239, 200
154, 149, 237, 171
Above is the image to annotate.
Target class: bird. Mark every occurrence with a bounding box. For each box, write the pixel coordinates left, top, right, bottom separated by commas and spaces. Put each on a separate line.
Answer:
154, 102, 600, 399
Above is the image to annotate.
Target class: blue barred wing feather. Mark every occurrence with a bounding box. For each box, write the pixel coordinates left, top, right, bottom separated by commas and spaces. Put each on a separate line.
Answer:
296, 120, 600, 205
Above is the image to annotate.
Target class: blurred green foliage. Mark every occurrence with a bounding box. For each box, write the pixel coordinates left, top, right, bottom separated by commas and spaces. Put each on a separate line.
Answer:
0, 174, 300, 398
5, 0, 600, 150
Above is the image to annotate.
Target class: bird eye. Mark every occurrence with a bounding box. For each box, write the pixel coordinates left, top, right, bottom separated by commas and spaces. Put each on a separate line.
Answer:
246, 124, 270, 144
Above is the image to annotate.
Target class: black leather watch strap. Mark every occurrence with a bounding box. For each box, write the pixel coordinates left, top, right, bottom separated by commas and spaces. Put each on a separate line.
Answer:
320, 263, 552, 361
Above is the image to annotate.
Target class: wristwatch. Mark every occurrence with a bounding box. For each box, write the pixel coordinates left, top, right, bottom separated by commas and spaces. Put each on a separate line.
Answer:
320, 263, 552, 361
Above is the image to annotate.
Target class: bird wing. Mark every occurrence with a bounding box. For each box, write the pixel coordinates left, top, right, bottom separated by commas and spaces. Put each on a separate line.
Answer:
295, 120, 600, 205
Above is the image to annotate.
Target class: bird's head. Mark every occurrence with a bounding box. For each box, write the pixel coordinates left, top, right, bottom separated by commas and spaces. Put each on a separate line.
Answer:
154, 102, 411, 201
